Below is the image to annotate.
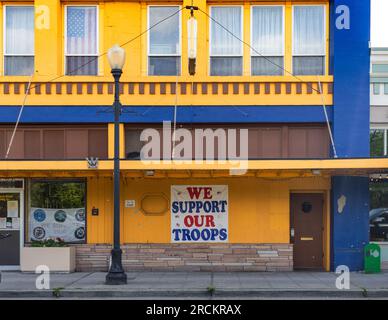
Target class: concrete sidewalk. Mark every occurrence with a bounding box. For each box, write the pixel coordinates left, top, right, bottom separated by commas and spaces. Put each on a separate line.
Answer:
0, 271, 388, 299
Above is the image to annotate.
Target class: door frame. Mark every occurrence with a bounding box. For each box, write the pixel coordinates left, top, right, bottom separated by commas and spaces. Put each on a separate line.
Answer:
290, 190, 329, 271
0, 188, 24, 270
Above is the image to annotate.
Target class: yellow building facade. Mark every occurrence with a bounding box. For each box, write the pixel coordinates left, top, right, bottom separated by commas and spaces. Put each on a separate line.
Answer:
0, 0, 382, 272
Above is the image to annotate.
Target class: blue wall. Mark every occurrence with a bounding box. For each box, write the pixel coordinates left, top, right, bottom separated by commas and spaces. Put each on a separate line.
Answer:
330, 0, 370, 157
330, 1, 371, 271
331, 176, 369, 271
0, 105, 332, 124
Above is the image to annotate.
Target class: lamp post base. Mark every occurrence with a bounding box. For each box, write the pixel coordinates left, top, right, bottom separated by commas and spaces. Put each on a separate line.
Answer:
105, 248, 127, 285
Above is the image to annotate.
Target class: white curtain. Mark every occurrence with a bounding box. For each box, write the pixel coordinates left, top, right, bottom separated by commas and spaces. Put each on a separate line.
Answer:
5, 6, 34, 55
149, 6, 180, 55
211, 7, 242, 56
66, 6, 97, 55
251, 6, 283, 56
293, 6, 325, 55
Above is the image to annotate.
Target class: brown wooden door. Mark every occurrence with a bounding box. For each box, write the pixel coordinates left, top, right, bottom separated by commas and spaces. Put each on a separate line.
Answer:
290, 193, 323, 270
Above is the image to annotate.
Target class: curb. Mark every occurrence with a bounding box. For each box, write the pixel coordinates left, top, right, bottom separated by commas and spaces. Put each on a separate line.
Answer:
1, 289, 388, 299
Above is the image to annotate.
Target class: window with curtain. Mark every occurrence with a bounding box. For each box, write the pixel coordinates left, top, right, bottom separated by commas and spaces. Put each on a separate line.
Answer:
65, 6, 98, 75
251, 6, 284, 76
293, 5, 325, 76
210, 6, 242, 76
4, 6, 34, 76
148, 6, 181, 76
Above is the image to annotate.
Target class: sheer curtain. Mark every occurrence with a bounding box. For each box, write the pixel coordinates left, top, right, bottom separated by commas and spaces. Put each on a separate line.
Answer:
148, 6, 180, 75
66, 6, 98, 75
293, 5, 325, 75
211, 6, 242, 55
5, 6, 34, 75
251, 6, 283, 75
210, 6, 242, 76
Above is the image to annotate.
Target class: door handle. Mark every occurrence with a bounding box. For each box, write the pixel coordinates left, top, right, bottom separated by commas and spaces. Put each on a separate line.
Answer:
301, 237, 314, 241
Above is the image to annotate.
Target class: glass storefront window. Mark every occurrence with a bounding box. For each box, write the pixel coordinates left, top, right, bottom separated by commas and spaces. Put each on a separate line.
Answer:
27, 179, 86, 243
370, 181, 388, 242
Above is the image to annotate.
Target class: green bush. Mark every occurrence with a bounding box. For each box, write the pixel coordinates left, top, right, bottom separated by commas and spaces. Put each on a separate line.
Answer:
31, 238, 67, 247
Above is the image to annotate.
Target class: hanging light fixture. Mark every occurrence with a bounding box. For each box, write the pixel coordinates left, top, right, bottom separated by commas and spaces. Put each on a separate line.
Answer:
187, 9, 197, 75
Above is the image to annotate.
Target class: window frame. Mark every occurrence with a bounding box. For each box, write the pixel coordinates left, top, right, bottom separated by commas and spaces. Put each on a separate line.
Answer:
370, 127, 388, 157
64, 4, 99, 76
291, 4, 327, 75
147, 5, 182, 76
373, 83, 381, 95
26, 178, 88, 244
250, 4, 285, 76
209, 5, 244, 76
3, 5, 35, 76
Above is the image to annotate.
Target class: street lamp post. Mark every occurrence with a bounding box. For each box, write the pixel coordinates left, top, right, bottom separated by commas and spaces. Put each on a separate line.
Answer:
106, 45, 127, 285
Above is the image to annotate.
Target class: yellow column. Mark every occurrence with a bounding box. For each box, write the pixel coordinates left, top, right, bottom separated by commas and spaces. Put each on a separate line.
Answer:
195, 0, 207, 77
284, 1, 292, 75
243, 2, 250, 76
140, 2, 147, 76
108, 123, 125, 159
34, 0, 61, 77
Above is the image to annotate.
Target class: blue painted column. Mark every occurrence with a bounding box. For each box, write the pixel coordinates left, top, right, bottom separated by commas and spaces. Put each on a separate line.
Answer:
330, 1, 370, 271
331, 177, 369, 271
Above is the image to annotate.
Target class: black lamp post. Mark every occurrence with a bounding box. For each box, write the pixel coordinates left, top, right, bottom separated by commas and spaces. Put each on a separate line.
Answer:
106, 44, 127, 285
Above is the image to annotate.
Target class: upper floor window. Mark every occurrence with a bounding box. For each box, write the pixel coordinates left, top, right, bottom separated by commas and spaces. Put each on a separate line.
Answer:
210, 6, 243, 76
373, 83, 381, 95
372, 64, 388, 74
65, 6, 98, 76
148, 6, 181, 76
370, 129, 387, 157
251, 6, 284, 76
293, 5, 325, 76
4, 6, 34, 76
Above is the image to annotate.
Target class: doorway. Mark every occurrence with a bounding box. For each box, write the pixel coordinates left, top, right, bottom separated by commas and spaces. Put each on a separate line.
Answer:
290, 193, 324, 270
0, 190, 23, 269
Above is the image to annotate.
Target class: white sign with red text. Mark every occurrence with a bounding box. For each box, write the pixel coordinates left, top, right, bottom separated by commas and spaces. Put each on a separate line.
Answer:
171, 185, 228, 243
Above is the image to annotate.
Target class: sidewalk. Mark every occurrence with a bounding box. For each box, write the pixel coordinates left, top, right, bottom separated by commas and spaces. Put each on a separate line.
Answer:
0, 271, 388, 299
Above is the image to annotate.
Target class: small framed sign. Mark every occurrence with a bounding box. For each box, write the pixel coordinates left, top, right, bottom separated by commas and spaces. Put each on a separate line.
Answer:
125, 200, 136, 208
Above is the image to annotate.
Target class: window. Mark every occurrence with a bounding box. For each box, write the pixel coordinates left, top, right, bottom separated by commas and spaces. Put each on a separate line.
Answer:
65, 6, 98, 75
370, 180, 388, 242
4, 6, 34, 76
210, 6, 243, 76
28, 180, 86, 243
373, 83, 381, 95
293, 5, 325, 75
372, 64, 388, 73
251, 6, 284, 76
148, 6, 181, 76
370, 129, 387, 157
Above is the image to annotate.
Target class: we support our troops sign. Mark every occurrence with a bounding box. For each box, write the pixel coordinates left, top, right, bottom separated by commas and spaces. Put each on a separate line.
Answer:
171, 185, 228, 243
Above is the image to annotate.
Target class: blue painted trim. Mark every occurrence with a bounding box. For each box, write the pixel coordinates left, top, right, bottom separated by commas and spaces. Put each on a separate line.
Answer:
0, 105, 333, 124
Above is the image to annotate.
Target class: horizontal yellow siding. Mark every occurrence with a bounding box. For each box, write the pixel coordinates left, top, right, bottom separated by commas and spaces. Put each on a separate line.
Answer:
86, 176, 330, 244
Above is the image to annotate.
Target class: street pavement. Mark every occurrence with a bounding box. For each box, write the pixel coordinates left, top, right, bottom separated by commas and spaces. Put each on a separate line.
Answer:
0, 271, 388, 299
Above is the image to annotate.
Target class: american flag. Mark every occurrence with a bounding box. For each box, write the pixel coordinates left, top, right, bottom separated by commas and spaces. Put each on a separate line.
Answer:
67, 7, 97, 55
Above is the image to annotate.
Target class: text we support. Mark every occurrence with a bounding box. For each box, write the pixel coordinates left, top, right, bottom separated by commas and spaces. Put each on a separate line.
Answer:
171, 186, 229, 243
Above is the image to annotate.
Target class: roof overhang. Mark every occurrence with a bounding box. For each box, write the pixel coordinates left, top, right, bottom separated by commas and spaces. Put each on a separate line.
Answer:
0, 159, 387, 178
